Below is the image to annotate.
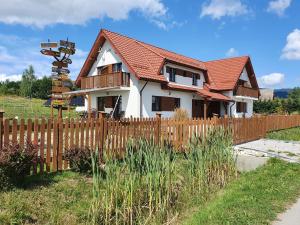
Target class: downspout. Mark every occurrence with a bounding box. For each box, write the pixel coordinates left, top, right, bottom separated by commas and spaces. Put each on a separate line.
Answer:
139, 81, 148, 118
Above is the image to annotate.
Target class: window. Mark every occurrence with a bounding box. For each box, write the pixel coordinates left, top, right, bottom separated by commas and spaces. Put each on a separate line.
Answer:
97, 66, 108, 75
236, 102, 247, 113
192, 73, 198, 86
112, 63, 122, 73
152, 96, 180, 111
152, 96, 161, 111
174, 98, 180, 108
167, 67, 176, 82
97, 97, 105, 111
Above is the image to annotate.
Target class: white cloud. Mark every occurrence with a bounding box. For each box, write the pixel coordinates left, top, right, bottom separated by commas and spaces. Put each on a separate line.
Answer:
258, 73, 285, 87
267, 0, 292, 16
226, 48, 239, 57
0, 0, 167, 28
281, 29, 300, 60
0, 33, 88, 81
0, 74, 22, 82
200, 0, 248, 20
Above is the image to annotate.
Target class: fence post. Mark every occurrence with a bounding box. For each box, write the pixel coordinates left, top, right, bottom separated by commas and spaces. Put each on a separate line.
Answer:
156, 113, 162, 145
0, 110, 4, 150
98, 112, 106, 162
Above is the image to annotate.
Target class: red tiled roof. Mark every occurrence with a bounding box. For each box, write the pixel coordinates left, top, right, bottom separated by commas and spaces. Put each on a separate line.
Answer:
163, 83, 231, 101
76, 29, 257, 93
204, 56, 250, 90
197, 89, 231, 101
76, 29, 206, 85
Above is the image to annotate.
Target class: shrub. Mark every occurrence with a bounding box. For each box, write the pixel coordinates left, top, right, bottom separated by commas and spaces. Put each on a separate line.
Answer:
172, 108, 189, 120
64, 147, 95, 173
0, 141, 38, 186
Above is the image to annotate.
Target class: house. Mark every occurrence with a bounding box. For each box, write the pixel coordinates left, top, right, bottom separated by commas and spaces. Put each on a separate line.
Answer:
69, 29, 259, 118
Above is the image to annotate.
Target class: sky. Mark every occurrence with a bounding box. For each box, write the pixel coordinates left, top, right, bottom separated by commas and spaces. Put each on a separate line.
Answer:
0, 0, 299, 89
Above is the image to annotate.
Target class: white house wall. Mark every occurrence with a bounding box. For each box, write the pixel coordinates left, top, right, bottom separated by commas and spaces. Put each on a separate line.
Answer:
141, 81, 202, 118
88, 40, 129, 76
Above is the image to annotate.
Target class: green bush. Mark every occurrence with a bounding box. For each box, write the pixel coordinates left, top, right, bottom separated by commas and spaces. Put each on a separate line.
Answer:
64, 147, 95, 174
0, 141, 38, 187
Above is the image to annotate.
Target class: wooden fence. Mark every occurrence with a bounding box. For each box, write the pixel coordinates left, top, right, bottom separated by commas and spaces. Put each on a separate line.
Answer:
0, 114, 300, 174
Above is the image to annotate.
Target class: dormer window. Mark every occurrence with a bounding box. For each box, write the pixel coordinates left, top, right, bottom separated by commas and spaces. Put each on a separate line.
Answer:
192, 73, 198, 86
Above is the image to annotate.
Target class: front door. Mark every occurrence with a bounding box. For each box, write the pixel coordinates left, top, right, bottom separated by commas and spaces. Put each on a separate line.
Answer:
192, 100, 204, 118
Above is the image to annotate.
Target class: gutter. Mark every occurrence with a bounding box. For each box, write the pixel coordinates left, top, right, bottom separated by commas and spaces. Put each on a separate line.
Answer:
139, 81, 148, 118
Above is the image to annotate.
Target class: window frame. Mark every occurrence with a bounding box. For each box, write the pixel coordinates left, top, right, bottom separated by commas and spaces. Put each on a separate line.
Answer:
152, 96, 161, 111
169, 67, 176, 82
236, 102, 247, 113
112, 63, 122, 73
192, 73, 198, 86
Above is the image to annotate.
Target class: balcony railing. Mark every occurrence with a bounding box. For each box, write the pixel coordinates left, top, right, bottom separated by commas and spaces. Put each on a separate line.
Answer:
81, 72, 130, 89
235, 85, 259, 98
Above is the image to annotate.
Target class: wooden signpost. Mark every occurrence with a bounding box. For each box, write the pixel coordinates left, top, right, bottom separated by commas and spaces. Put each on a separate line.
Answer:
40, 39, 76, 119
40, 39, 76, 172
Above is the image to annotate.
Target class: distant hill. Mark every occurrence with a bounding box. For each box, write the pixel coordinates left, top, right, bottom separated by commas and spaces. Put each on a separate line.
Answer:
274, 88, 292, 99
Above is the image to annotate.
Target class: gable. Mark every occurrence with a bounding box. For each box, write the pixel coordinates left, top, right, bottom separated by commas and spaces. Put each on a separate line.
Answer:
87, 40, 129, 76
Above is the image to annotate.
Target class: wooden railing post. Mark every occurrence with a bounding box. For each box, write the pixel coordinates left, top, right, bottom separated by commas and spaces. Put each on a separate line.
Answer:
0, 110, 4, 150
156, 113, 162, 145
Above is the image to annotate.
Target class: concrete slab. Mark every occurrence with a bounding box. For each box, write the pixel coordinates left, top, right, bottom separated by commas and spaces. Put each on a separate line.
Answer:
235, 139, 300, 163
236, 154, 268, 172
273, 197, 300, 225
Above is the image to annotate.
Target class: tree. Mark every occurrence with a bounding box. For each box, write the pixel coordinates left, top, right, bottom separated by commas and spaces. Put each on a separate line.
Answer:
32, 76, 52, 99
20, 65, 36, 98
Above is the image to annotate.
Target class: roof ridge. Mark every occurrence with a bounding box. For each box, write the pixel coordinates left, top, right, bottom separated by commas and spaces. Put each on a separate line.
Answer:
205, 55, 249, 63
103, 28, 205, 65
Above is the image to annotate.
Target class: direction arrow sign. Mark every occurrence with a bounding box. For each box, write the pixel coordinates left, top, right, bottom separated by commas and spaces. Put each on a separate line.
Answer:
60, 40, 75, 49
40, 42, 58, 48
52, 67, 70, 74
41, 49, 60, 57
62, 58, 72, 64
60, 74, 70, 81
52, 61, 68, 68
52, 94, 64, 99
52, 80, 62, 86
52, 99, 68, 106
62, 80, 73, 88
58, 47, 75, 55
52, 86, 70, 93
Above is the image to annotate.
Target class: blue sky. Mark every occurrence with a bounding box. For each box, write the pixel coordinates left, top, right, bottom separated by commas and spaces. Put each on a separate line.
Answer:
0, 0, 299, 88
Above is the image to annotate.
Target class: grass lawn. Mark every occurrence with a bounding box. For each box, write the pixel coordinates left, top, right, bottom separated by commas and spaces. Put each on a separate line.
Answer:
181, 158, 300, 225
0, 172, 93, 225
266, 127, 300, 142
0, 95, 78, 119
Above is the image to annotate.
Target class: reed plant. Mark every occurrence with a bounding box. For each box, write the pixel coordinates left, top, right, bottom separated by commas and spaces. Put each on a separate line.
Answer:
89, 126, 236, 224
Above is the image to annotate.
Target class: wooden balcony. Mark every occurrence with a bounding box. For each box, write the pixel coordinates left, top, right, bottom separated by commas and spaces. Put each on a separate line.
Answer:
234, 85, 259, 98
81, 72, 130, 89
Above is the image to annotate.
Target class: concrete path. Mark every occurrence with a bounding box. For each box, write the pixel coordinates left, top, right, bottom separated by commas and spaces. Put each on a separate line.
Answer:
272, 197, 300, 225
235, 139, 300, 172
234, 138, 300, 225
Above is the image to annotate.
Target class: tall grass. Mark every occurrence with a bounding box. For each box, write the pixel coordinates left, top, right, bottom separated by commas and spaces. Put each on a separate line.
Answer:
89, 127, 236, 224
